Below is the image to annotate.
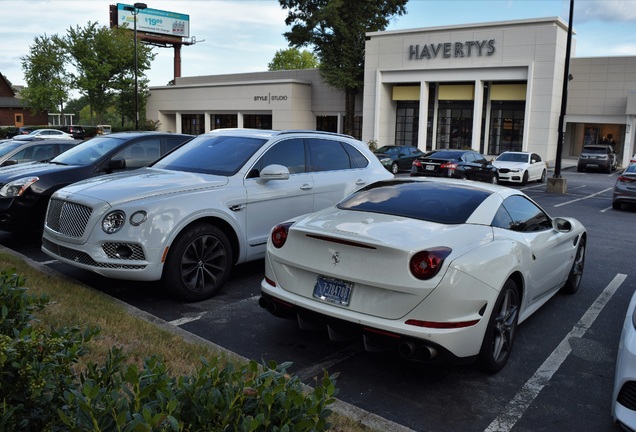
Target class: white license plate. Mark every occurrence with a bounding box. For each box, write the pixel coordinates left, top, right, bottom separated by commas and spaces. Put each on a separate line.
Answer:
425, 164, 435, 171
313, 276, 353, 306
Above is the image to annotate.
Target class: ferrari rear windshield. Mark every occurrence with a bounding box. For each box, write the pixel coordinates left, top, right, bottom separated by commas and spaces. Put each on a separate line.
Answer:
337, 179, 492, 224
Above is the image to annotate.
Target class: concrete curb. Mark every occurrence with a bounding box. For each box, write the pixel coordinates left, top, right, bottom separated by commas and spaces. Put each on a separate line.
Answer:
0, 244, 416, 432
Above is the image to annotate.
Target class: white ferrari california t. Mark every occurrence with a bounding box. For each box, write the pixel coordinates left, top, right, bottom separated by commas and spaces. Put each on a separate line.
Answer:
260, 178, 587, 372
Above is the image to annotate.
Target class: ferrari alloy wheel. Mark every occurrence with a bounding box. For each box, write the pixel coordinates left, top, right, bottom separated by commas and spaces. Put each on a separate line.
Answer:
162, 223, 232, 302
561, 236, 586, 294
478, 279, 519, 373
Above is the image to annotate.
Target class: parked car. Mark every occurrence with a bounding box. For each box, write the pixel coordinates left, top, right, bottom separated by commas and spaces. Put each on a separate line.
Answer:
374, 145, 424, 174
612, 163, 636, 210
0, 138, 77, 167
96, 124, 112, 135
5, 126, 36, 138
612, 287, 636, 430
260, 177, 586, 372
14, 129, 74, 141
41, 129, 393, 301
411, 149, 499, 183
0, 131, 192, 232
58, 125, 87, 140
491, 151, 548, 185
577, 144, 618, 173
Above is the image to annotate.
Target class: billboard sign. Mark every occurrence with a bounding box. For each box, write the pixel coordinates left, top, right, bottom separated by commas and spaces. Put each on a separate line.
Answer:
117, 3, 190, 38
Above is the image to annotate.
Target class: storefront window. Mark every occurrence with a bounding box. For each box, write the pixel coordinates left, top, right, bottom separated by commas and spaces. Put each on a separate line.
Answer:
488, 101, 525, 154
244, 114, 272, 129
182, 114, 205, 135
437, 101, 473, 149
210, 114, 238, 130
343, 116, 362, 140
396, 102, 419, 147
316, 116, 338, 133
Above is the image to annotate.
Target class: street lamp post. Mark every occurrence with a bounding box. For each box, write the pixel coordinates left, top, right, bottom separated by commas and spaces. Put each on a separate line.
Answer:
124, 3, 147, 130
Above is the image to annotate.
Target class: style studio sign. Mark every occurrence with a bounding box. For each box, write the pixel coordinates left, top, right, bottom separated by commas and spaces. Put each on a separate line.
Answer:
254, 93, 288, 103
408, 39, 496, 60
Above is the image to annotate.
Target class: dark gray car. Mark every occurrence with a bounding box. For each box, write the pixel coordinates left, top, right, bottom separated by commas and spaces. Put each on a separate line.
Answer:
612, 163, 636, 210
577, 144, 617, 173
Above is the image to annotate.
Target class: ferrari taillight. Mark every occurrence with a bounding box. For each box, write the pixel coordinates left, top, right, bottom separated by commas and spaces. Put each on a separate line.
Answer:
271, 222, 294, 248
409, 247, 452, 280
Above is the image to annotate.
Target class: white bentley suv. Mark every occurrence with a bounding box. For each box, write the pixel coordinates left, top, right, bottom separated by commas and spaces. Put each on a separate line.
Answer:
41, 129, 393, 301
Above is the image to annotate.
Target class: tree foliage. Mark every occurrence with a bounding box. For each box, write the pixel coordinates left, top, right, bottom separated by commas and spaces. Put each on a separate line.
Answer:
20, 22, 155, 126
268, 48, 319, 71
61, 22, 155, 125
20, 34, 70, 115
279, 0, 408, 135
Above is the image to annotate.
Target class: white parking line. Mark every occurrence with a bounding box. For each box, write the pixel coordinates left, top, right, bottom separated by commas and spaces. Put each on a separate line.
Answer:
295, 343, 363, 382
483, 273, 627, 432
169, 312, 206, 326
553, 187, 612, 207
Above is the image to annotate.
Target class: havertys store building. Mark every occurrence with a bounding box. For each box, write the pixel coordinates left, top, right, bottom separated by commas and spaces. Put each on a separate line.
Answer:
147, 17, 636, 167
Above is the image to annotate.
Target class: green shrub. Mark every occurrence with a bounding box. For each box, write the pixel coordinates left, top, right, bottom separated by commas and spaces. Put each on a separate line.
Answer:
0, 271, 99, 431
0, 270, 338, 431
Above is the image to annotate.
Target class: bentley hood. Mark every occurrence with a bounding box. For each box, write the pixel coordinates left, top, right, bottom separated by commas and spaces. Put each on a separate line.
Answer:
54, 168, 229, 206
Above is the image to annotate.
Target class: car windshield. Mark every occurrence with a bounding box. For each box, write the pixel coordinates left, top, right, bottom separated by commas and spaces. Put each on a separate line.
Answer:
624, 164, 636, 174
50, 136, 123, 165
338, 179, 492, 224
583, 146, 607, 154
426, 150, 464, 160
0, 142, 25, 157
153, 134, 268, 176
376, 146, 400, 154
497, 153, 527, 162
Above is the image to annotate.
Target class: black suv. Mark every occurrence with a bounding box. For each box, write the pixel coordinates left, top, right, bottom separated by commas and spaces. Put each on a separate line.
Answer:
0, 131, 192, 232
577, 144, 617, 173
58, 125, 87, 140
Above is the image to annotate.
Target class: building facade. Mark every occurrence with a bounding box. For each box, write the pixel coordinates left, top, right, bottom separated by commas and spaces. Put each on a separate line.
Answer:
146, 17, 636, 167
0, 74, 48, 128
146, 69, 363, 138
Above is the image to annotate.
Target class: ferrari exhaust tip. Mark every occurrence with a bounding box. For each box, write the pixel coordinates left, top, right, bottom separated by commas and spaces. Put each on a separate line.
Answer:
399, 341, 438, 360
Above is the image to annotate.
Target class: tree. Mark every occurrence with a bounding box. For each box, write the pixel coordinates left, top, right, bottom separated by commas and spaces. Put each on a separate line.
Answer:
20, 34, 70, 116
60, 22, 155, 124
279, 0, 408, 136
268, 48, 319, 71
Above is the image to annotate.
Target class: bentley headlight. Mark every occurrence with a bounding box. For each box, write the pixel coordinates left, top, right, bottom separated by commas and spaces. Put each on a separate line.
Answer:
0, 177, 39, 197
102, 210, 126, 234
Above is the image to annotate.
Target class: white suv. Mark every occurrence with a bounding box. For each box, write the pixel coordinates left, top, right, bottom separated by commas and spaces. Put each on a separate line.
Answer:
42, 129, 393, 301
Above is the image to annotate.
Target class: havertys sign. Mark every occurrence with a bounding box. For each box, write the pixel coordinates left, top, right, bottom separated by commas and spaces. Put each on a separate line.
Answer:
116, 3, 190, 38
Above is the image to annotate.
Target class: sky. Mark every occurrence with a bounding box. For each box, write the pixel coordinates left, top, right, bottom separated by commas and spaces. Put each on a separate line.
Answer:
2, 0, 636, 91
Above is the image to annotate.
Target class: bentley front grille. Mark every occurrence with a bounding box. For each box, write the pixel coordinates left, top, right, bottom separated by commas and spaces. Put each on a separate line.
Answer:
46, 199, 93, 238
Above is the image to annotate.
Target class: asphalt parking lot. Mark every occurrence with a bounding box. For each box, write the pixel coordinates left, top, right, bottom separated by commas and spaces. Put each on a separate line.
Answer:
1, 166, 634, 432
